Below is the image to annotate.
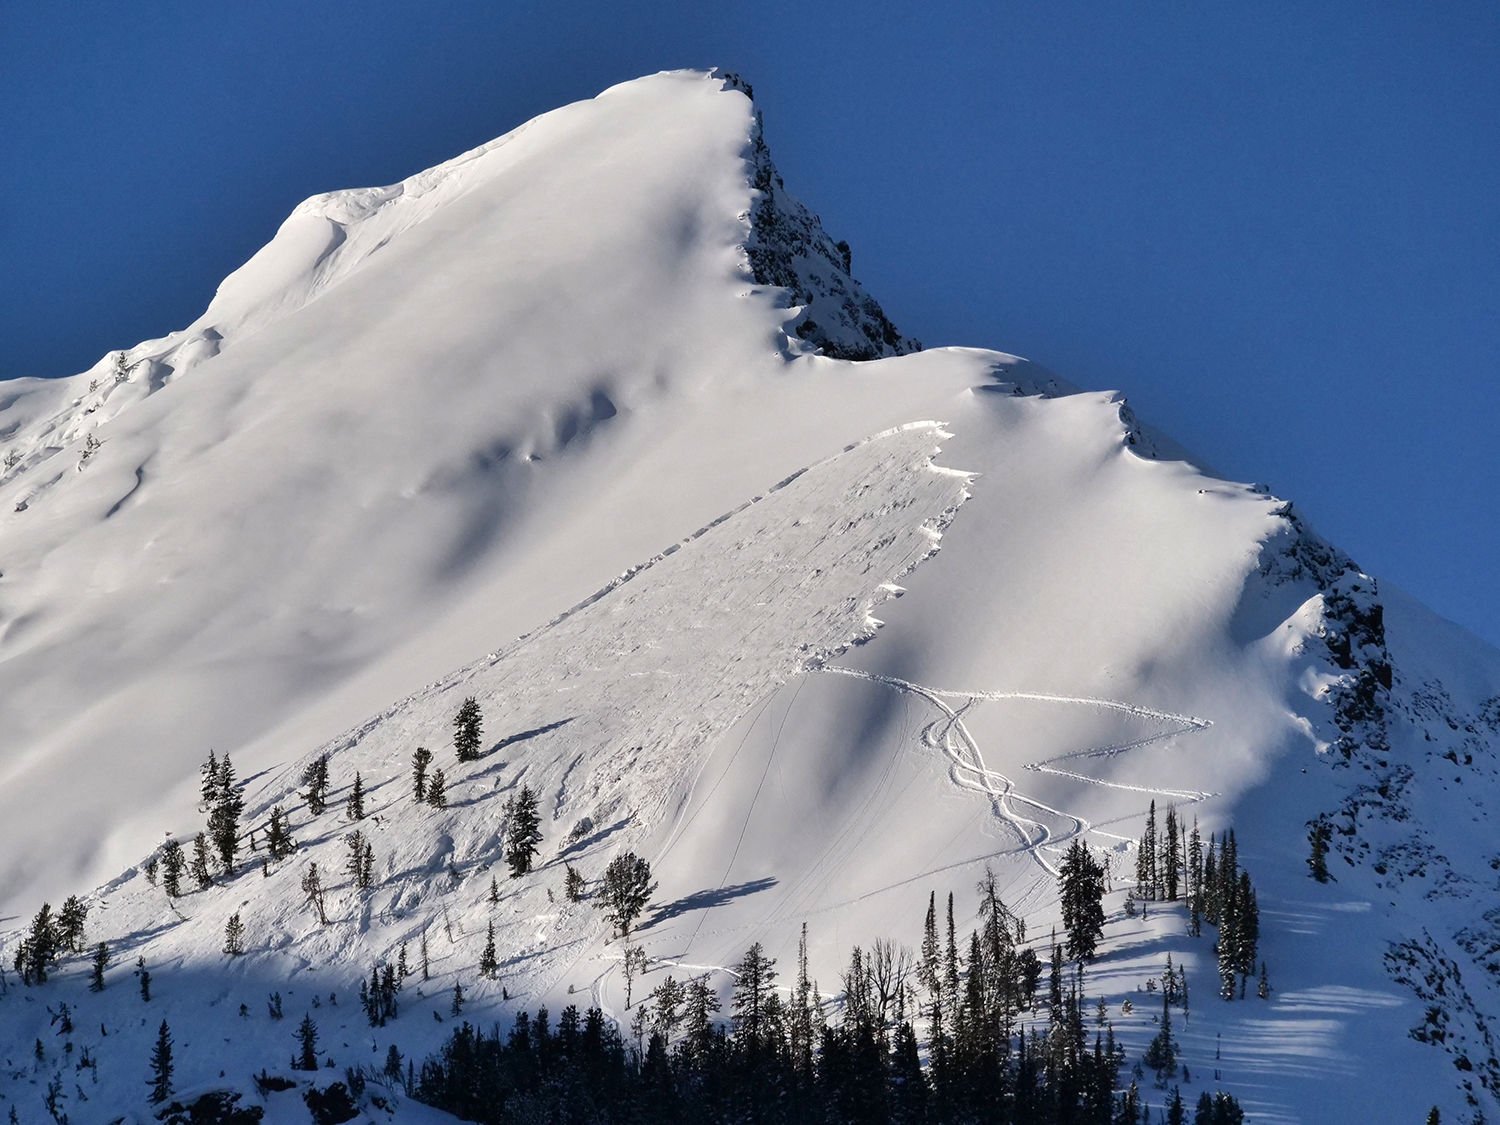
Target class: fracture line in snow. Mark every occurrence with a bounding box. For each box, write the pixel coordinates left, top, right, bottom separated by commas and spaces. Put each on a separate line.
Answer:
808, 664, 1217, 874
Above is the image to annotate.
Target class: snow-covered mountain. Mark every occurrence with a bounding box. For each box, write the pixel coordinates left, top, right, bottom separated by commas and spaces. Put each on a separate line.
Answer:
2, 70, 1496, 1124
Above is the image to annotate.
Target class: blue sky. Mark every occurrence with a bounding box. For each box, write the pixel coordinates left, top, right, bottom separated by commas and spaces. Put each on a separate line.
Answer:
4, 2, 1497, 645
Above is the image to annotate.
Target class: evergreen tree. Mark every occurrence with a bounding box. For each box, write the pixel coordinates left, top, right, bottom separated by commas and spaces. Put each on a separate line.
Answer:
200, 749, 220, 811
267, 804, 296, 860
1143, 992, 1177, 1082
1202, 838, 1219, 925
597, 852, 656, 935
1059, 839, 1107, 962
1308, 817, 1333, 882
346, 771, 366, 821
18, 902, 58, 984
412, 747, 433, 801
426, 768, 448, 809
451, 981, 465, 1016
731, 942, 778, 1051
564, 862, 585, 902
346, 831, 375, 890
919, 890, 940, 1006
90, 941, 109, 992
1257, 961, 1271, 999
504, 786, 543, 876
301, 753, 330, 815
1167, 1086, 1188, 1125
1194, 1090, 1246, 1123
944, 892, 961, 1012
453, 696, 483, 762
57, 895, 89, 953
1188, 817, 1204, 904
148, 1020, 174, 1103
420, 930, 430, 980
208, 754, 244, 872
191, 832, 214, 889
302, 863, 328, 925
137, 956, 152, 1002
1163, 806, 1182, 900
161, 838, 186, 897
294, 1014, 319, 1070
1137, 801, 1158, 899
224, 912, 246, 956
479, 921, 499, 978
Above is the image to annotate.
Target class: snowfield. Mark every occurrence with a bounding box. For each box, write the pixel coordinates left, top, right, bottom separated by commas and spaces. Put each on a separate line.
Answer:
2, 70, 1498, 1123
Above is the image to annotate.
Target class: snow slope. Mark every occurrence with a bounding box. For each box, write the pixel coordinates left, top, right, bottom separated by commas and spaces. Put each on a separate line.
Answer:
1, 70, 1497, 1123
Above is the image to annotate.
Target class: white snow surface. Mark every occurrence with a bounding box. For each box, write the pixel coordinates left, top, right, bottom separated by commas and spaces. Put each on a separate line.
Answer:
2, 70, 1498, 1123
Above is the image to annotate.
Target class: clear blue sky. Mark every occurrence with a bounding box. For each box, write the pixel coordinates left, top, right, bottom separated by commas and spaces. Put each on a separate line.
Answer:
4, 2, 1497, 646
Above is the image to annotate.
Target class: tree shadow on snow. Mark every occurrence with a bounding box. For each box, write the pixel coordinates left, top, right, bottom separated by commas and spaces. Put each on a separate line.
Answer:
555, 817, 632, 863
641, 877, 778, 930
479, 717, 575, 762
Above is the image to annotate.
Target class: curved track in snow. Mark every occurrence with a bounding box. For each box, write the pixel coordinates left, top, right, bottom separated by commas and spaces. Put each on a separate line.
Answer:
810, 664, 1215, 875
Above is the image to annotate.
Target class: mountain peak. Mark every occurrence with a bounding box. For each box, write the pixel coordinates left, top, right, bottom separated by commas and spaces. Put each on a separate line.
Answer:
0, 72, 1497, 1124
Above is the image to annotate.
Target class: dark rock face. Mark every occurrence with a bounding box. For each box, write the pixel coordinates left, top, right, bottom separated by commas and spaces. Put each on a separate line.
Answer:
724, 73, 920, 362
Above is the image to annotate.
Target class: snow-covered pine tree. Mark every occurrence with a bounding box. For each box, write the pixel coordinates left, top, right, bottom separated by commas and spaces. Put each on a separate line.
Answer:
224, 912, 246, 956
412, 746, 433, 801
504, 785, 543, 876
191, 832, 214, 889
346, 771, 366, 821
346, 831, 372, 890
267, 804, 295, 860
199, 749, 220, 812
597, 852, 657, 935
161, 838, 185, 897
208, 754, 244, 871
426, 768, 447, 808
56, 894, 88, 953
453, 696, 483, 762
301, 753, 330, 815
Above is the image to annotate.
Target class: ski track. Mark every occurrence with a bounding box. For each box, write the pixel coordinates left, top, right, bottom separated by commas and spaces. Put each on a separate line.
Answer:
810, 665, 1216, 876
